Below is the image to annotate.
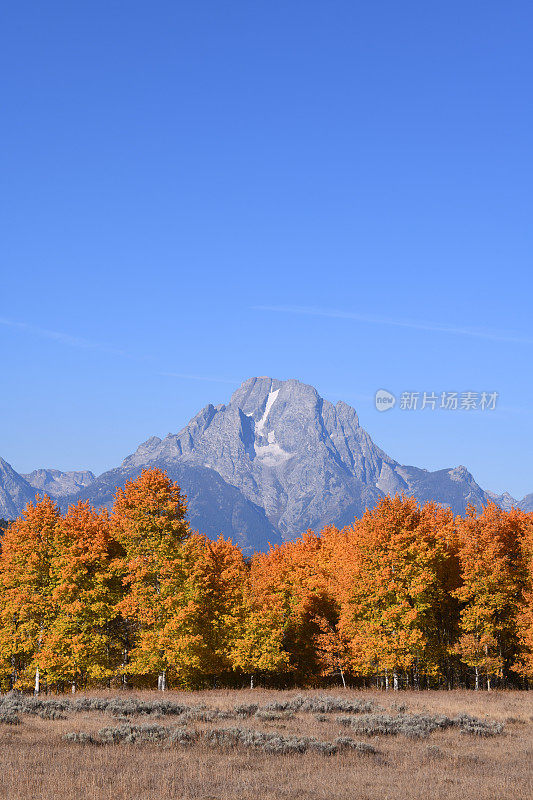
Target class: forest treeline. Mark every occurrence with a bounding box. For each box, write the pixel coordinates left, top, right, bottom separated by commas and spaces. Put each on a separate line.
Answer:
1, 468, 533, 692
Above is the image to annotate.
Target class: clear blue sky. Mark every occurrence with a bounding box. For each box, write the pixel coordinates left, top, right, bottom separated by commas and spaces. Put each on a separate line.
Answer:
1, 1, 532, 498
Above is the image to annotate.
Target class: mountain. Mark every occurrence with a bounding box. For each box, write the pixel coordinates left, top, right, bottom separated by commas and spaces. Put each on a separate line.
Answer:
72, 462, 281, 554
486, 490, 533, 513
0, 377, 527, 552
22, 469, 95, 499
66, 376, 490, 546
0, 457, 34, 519
520, 494, 533, 512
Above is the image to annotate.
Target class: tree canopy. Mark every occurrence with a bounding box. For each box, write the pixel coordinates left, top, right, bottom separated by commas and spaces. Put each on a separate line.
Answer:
0, 471, 532, 691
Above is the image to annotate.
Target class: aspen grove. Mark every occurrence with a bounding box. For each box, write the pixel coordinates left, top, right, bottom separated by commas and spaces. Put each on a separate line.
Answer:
1, 469, 533, 692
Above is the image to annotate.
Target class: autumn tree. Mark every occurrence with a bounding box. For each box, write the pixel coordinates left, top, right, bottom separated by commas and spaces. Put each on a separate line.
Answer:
0, 496, 60, 692
241, 531, 339, 684
162, 534, 249, 686
39, 501, 121, 690
516, 513, 533, 683
313, 614, 352, 687
230, 550, 289, 687
111, 468, 191, 690
454, 503, 530, 689
309, 524, 356, 686
336, 496, 461, 689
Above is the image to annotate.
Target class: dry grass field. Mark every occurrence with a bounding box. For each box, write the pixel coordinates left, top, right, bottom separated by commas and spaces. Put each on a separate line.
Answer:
1, 688, 532, 800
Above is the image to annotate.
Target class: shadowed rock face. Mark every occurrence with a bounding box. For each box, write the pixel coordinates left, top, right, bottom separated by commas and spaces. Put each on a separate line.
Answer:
0, 458, 34, 519
71, 462, 281, 556
0, 377, 521, 552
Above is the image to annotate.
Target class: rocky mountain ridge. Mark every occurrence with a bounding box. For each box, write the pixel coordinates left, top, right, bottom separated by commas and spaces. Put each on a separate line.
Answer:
486, 490, 533, 513
0, 377, 529, 552
22, 468, 95, 499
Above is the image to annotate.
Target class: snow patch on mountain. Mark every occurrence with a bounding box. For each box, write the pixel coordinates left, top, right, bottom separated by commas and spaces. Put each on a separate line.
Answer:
256, 388, 279, 435
254, 437, 292, 466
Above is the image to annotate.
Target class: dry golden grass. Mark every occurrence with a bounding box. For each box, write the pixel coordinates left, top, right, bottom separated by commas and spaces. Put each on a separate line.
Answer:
1, 688, 532, 800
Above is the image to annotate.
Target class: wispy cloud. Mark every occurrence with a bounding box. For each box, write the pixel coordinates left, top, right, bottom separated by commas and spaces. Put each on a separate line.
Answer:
0, 317, 236, 385
253, 305, 533, 346
0, 317, 128, 357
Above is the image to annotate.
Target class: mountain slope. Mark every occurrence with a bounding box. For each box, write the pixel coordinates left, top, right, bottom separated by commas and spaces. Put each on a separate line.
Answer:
72, 461, 281, 555
0, 457, 34, 519
1, 376, 517, 551
519, 494, 533, 512
487, 490, 533, 513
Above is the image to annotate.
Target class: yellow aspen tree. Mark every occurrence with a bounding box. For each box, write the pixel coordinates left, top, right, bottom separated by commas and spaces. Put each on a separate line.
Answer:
111, 468, 191, 690
41, 501, 120, 690
0, 496, 60, 692
230, 556, 289, 688
455, 503, 530, 689
337, 496, 460, 689
516, 512, 533, 683
161, 534, 249, 687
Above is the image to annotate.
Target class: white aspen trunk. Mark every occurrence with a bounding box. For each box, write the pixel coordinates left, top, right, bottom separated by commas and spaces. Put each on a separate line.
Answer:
71, 682, 76, 693
487, 676, 491, 691
384, 669, 389, 691
339, 667, 346, 688
158, 671, 167, 691
393, 670, 399, 691
475, 666, 479, 691
250, 674, 254, 689
34, 621, 44, 696
121, 646, 129, 689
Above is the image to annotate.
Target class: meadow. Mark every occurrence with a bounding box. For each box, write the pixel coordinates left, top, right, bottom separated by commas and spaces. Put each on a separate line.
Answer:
1, 688, 532, 800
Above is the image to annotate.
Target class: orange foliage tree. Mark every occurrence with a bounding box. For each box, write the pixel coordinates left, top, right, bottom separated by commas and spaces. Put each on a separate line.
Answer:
161, 533, 249, 687
1, 471, 532, 691
111, 469, 191, 689
243, 530, 340, 683
230, 550, 289, 687
335, 496, 461, 689
454, 503, 530, 689
516, 515, 533, 682
0, 496, 60, 692
39, 502, 120, 690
